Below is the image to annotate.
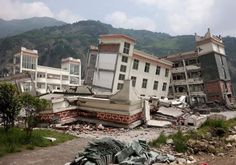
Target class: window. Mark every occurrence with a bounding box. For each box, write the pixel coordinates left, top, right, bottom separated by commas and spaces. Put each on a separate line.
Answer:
70, 64, 80, 75
89, 54, 97, 66
120, 65, 127, 72
117, 83, 123, 90
144, 63, 150, 73
223, 68, 227, 79
220, 55, 224, 65
133, 59, 139, 70
165, 68, 169, 77
156, 66, 160, 75
162, 82, 167, 91
119, 74, 125, 80
122, 56, 128, 63
142, 79, 148, 88
131, 76, 136, 87
153, 81, 159, 90
22, 55, 36, 69
123, 42, 130, 54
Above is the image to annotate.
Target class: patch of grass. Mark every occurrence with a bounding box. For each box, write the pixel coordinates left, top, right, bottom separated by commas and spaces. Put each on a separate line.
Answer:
200, 119, 229, 137
171, 130, 188, 153
149, 132, 167, 148
0, 128, 75, 157
201, 119, 228, 130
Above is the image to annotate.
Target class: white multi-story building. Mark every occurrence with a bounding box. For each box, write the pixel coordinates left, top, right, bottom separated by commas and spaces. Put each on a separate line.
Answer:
13, 47, 81, 94
85, 34, 173, 98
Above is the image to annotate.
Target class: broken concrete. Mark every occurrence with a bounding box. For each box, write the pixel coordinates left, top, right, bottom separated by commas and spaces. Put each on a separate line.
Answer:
67, 138, 175, 165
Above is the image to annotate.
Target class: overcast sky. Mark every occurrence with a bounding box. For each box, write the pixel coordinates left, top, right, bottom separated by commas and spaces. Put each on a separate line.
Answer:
0, 0, 236, 36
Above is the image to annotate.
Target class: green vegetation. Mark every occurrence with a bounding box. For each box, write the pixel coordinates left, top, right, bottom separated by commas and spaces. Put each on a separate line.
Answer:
20, 93, 49, 138
0, 83, 22, 131
150, 118, 236, 153
149, 132, 167, 147
171, 130, 188, 153
0, 128, 75, 157
0, 83, 74, 157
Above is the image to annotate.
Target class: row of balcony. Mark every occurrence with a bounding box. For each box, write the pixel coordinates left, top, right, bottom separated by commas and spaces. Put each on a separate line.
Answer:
171, 65, 201, 73
171, 78, 203, 86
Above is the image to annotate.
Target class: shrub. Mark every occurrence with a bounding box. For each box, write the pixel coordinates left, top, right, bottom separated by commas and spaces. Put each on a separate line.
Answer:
172, 130, 188, 153
200, 119, 228, 137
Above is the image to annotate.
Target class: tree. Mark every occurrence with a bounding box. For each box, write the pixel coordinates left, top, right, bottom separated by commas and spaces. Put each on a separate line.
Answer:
0, 83, 21, 131
20, 93, 48, 137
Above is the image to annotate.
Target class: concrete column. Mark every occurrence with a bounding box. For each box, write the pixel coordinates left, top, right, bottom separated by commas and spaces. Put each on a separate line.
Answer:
183, 59, 191, 102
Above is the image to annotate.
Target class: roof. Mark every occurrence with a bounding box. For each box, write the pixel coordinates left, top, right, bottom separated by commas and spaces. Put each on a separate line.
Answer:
164, 51, 198, 61
133, 49, 173, 67
99, 34, 136, 43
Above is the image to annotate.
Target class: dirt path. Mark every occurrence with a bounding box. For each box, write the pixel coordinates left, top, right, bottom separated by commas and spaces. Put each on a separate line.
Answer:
0, 138, 89, 165
195, 148, 236, 165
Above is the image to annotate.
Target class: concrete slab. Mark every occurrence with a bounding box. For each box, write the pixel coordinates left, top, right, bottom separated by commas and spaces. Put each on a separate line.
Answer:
209, 111, 236, 120
157, 106, 184, 118
147, 120, 172, 127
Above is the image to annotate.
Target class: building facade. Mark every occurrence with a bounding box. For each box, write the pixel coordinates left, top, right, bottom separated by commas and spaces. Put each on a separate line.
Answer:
166, 29, 234, 105
85, 34, 172, 98
13, 47, 81, 94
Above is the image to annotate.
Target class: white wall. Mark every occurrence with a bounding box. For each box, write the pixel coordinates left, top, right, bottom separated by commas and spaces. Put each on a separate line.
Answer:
97, 53, 117, 70
112, 53, 171, 98
93, 71, 114, 89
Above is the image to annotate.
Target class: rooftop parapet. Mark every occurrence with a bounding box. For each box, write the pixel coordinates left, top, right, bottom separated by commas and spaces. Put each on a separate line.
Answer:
195, 28, 223, 44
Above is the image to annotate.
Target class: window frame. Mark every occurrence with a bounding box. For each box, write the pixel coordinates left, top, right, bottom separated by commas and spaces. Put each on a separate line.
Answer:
142, 78, 148, 88
144, 62, 150, 73
133, 59, 139, 70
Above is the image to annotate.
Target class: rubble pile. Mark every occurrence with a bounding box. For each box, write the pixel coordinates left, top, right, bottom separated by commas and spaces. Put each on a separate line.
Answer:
67, 138, 176, 165
192, 101, 231, 114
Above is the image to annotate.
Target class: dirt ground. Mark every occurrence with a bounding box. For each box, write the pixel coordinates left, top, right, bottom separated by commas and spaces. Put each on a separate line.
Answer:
194, 148, 236, 165
0, 138, 89, 165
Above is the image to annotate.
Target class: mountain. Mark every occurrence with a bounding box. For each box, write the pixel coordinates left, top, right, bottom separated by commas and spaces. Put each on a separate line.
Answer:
0, 17, 66, 38
0, 20, 236, 88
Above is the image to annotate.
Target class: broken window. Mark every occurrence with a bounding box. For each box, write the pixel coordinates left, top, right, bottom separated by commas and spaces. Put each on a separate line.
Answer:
142, 79, 148, 88
156, 66, 160, 75
122, 56, 128, 63
133, 59, 139, 70
131, 76, 136, 87
153, 81, 158, 90
165, 69, 169, 77
220, 55, 224, 65
224, 82, 228, 92
186, 59, 197, 66
144, 63, 150, 73
117, 83, 123, 90
89, 54, 97, 66
173, 61, 183, 68
223, 67, 227, 79
123, 42, 130, 54
173, 73, 185, 80
119, 74, 125, 80
162, 82, 167, 91
120, 65, 127, 72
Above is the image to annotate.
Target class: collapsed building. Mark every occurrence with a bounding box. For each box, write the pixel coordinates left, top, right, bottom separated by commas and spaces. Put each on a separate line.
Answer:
85, 34, 173, 99
165, 29, 235, 106
39, 80, 148, 128
0, 30, 235, 129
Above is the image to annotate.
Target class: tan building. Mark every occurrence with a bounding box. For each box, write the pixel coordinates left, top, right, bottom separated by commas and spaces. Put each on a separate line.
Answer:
85, 34, 173, 98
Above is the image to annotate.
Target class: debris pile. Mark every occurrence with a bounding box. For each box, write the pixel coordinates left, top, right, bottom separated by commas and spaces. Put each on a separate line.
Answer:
67, 138, 175, 165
